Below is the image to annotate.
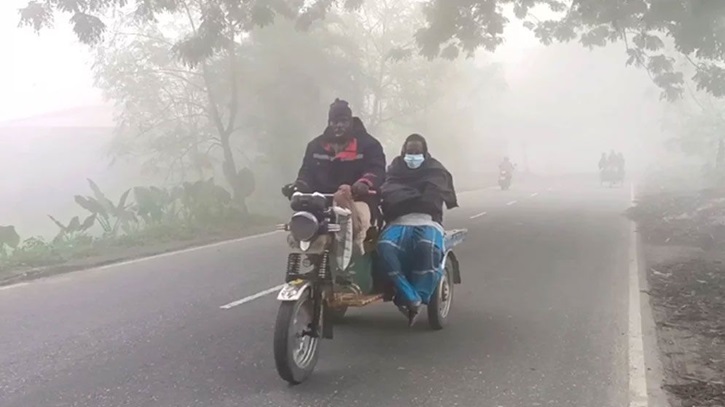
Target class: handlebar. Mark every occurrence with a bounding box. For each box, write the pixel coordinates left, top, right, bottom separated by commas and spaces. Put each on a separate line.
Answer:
291, 190, 377, 199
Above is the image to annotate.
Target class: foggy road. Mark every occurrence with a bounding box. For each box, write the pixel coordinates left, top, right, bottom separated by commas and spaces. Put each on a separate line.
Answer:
0, 176, 639, 407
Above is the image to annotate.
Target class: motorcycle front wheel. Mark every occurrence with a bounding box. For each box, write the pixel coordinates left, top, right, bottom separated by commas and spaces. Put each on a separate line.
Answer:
273, 293, 321, 384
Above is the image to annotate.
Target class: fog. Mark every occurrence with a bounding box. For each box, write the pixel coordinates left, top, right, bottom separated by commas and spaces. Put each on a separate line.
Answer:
0, 1, 702, 240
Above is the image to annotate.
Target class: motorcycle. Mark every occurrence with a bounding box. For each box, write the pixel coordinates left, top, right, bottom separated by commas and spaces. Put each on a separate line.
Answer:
498, 169, 512, 190
273, 191, 467, 384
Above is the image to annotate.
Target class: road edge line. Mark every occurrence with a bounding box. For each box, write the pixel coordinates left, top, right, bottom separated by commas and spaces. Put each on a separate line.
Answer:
0, 230, 284, 290
629, 183, 671, 407
629, 183, 649, 406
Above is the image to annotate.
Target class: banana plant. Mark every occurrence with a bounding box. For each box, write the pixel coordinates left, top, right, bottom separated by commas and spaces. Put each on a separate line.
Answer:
179, 178, 234, 225
133, 186, 180, 225
0, 225, 20, 257
48, 214, 96, 243
74, 179, 137, 237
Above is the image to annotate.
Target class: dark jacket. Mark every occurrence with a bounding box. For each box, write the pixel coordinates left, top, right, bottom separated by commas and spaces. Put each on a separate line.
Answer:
295, 118, 386, 194
380, 154, 458, 224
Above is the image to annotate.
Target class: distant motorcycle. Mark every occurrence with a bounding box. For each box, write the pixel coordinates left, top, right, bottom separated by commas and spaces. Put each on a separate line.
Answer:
499, 169, 512, 190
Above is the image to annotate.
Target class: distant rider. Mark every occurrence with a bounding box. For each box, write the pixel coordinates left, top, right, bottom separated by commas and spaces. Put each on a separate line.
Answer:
598, 153, 607, 171
499, 157, 515, 173
615, 152, 625, 176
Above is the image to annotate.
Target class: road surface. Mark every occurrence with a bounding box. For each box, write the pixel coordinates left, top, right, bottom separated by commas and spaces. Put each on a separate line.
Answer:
0, 176, 638, 407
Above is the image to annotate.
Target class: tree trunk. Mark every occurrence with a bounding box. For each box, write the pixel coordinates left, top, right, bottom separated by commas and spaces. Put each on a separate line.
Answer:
219, 133, 249, 216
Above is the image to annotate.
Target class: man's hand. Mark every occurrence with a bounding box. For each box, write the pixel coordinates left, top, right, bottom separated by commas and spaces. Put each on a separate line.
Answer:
281, 183, 297, 199
351, 180, 370, 198
283, 180, 312, 198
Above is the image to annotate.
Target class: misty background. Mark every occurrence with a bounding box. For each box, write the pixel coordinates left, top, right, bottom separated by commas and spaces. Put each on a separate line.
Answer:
0, 0, 705, 240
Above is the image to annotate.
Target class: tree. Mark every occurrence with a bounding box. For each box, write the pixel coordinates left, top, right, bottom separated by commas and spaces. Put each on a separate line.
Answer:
92, 2, 255, 212
18, 0, 326, 63
231, 16, 367, 183
20, 0, 725, 101
669, 93, 725, 172
335, 0, 450, 140
96, 20, 219, 183
414, 0, 725, 101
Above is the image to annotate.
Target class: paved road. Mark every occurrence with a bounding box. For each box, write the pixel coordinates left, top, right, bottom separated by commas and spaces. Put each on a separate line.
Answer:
0, 176, 634, 407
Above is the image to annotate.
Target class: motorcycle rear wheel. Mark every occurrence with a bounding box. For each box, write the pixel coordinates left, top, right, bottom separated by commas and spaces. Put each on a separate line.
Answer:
428, 258, 454, 330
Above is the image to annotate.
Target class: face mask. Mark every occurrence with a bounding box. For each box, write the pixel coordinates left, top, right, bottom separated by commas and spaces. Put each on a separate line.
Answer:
404, 154, 425, 169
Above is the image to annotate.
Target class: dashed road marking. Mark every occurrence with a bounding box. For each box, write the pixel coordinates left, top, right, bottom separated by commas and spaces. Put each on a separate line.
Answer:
469, 211, 488, 219
220, 285, 285, 310
506, 200, 518, 206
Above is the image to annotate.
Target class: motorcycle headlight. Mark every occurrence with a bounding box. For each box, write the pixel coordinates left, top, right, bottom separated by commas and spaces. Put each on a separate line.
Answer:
289, 211, 319, 242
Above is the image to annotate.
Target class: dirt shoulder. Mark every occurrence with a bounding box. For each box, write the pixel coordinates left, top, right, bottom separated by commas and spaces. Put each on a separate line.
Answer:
631, 191, 725, 407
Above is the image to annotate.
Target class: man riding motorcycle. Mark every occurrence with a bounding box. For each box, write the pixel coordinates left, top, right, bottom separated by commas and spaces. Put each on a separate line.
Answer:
499, 157, 515, 173
282, 98, 386, 252
498, 157, 515, 187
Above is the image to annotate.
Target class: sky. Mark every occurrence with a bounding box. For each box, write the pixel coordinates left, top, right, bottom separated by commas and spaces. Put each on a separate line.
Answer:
1, 0, 104, 122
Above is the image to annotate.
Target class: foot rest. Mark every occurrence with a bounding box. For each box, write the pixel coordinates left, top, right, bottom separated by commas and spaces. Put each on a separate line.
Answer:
331, 293, 384, 307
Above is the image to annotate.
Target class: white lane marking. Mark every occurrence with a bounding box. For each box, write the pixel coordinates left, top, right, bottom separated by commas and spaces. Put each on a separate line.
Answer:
220, 284, 285, 310
530, 192, 539, 197
506, 200, 518, 206
629, 183, 649, 407
0, 282, 29, 291
458, 186, 499, 195
469, 211, 488, 219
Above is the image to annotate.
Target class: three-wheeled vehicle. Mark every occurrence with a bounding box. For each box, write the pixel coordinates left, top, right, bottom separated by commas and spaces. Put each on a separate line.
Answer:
273, 191, 467, 384
600, 166, 624, 188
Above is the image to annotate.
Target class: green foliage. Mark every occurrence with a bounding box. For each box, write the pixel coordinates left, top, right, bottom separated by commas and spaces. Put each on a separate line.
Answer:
667, 94, 725, 173
74, 179, 137, 237
132, 186, 180, 225
48, 214, 96, 243
1, 176, 277, 274
179, 178, 241, 226
415, 0, 725, 101
9, 237, 61, 267
0, 225, 21, 257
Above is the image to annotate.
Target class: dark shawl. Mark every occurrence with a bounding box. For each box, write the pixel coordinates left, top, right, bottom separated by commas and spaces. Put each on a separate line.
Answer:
380, 151, 458, 224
